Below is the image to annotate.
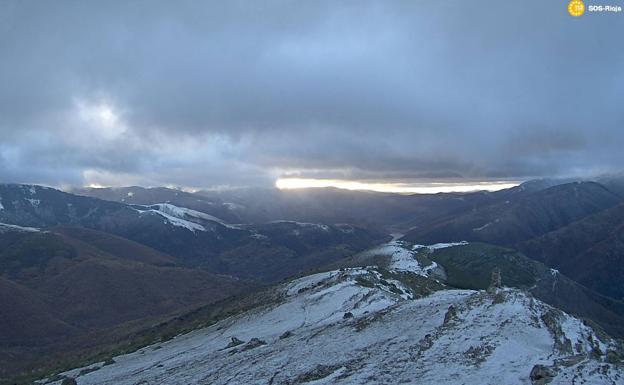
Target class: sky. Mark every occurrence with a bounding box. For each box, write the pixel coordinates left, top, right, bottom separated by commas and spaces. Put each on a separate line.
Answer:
0, 1, 623, 192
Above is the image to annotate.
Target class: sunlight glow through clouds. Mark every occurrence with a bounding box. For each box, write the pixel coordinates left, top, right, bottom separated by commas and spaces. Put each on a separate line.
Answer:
275, 178, 519, 194
75, 100, 125, 140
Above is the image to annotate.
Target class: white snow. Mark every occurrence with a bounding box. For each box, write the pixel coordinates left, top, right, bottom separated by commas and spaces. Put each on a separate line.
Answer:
250, 232, 269, 240
412, 241, 469, 251
154, 210, 206, 232
47, 270, 623, 385
269, 220, 331, 232
151, 203, 227, 224
133, 203, 238, 232
427, 241, 469, 250
0, 223, 40, 233
473, 222, 492, 231
361, 240, 449, 278
25, 198, 41, 208
134, 207, 207, 233
223, 202, 244, 210
362, 240, 423, 273
335, 224, 355, 234
286, 270, 340, 296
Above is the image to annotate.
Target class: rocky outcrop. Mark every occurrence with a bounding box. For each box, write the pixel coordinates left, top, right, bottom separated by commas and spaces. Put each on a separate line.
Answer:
529, 364, 555, 385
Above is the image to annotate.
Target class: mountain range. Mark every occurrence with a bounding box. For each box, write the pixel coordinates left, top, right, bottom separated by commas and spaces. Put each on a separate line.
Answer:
2, 176, 624, 383
0, 184, 385, 382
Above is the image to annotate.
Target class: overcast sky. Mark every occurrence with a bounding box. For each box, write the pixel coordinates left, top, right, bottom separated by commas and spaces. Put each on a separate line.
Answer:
1, 1, 622, 189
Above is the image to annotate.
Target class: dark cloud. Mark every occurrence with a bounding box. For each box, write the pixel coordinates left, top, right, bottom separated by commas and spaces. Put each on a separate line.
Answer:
0, 0, 622, 188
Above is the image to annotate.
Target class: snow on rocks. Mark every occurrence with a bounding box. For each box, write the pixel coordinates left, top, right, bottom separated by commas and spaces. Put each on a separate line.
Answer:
45, 271, 623, 385
286, 270, 341, 296
25, 198, 41, 208
335, 223, 355, 234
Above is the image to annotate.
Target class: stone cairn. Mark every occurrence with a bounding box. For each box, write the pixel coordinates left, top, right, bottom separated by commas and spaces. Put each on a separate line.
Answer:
487, 268, 502, 293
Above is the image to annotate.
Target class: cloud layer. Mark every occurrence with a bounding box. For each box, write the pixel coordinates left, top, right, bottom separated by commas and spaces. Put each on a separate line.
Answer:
1, 1, 622, 188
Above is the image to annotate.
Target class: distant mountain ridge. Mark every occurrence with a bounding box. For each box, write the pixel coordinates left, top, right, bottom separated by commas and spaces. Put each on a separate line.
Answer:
72, 186, 243, 223
0, 184, 387, 282
76, 179, 558, 231
398, 180, 624, 302
401, 181, 622, 246
519, 203, 624, 300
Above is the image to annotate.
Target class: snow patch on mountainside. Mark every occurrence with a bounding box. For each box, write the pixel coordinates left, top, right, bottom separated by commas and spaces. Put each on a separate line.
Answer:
133, 203, 242, 232
46, 267, 623, 385
361, 240, 451, 278
412, 241, 469, 251
0, 222, 40, 233
25, 198, 41, 208
134, 207, 207, 232
473, 222, 492, 231
150, 203, 227, 224
335, 224, 355, 233
223, 202, 244, 211
269, 220, 331, 232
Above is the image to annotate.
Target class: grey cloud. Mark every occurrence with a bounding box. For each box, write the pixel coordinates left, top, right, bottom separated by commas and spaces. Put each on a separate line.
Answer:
0, 0, 622, 188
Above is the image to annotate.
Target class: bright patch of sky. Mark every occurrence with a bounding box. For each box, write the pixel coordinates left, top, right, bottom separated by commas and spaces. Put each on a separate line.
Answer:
275, 178, 519, 194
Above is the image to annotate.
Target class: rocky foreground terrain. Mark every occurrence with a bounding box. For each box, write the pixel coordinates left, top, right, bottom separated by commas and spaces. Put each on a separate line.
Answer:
41, 242, 623, 385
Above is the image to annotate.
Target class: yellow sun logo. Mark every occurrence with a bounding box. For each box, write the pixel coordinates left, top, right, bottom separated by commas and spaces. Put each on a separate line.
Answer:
568, 0, 585, 16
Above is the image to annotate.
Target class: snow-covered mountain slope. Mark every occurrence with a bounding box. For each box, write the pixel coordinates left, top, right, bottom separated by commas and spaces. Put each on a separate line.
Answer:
131, 203, 238, 233
45, 262, 623, 385
360, 239, 453, 277
147, 203, 234, 227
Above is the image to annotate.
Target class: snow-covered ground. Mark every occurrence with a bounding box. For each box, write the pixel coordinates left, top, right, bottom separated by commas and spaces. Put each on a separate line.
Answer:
360, 239, 455, 278
44, 265, 623, 385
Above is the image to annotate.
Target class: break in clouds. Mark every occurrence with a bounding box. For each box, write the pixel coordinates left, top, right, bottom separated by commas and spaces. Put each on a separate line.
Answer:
0, 0, 623, 189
